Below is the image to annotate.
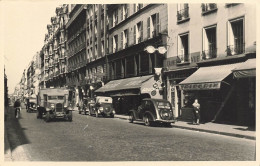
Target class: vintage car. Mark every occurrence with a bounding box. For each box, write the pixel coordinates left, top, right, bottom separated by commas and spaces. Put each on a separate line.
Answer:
37, 88, 72, 122
128, 98, 175, 127
78, 98, 95, 115
26, 96, 37, 113
90, 96, 115, 118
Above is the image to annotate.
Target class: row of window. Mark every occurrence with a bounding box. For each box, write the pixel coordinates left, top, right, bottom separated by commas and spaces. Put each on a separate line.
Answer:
178, 17, 244, 62
111, 4, 145, 28
177, 3, 240, 23
109, 53, 163, 80
112, 13, 160, 53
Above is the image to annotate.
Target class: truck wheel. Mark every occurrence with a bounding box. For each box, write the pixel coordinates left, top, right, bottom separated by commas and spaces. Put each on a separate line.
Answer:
45, 112, 50, 122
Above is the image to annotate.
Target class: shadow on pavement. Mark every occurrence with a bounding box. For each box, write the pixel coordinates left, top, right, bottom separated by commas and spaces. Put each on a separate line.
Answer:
5, 106, 31, 153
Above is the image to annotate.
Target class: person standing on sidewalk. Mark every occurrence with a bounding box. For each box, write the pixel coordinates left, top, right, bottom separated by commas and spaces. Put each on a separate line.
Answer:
192, 99, 200, 125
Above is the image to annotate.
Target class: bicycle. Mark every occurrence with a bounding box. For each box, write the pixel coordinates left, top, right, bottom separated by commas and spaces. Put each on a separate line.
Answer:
14, 107, 21, 119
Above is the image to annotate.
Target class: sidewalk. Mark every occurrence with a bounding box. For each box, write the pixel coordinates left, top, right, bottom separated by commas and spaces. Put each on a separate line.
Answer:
114, 114, 255, 140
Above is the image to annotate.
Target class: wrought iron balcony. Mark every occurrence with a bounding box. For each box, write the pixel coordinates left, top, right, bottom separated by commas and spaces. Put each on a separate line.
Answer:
177, 54, 190, 63
201, 3, 217, 14
202, 48, 217, 60
177, 7, 189, 22
226, 43, 245, 56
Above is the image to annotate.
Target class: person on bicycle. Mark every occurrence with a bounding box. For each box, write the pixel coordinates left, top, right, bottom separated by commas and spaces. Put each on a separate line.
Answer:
14, 99, 21, 118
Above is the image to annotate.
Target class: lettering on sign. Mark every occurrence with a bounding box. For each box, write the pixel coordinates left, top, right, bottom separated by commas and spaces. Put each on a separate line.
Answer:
180, 82, 221, 90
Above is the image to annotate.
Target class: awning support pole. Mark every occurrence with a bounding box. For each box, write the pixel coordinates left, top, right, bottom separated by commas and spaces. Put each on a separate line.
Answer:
212, 84, 236, 122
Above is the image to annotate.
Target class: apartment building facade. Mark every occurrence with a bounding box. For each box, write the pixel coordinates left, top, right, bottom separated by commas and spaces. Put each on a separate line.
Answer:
164, 3, 256, 125
94, 4, 169, 114
42, 5, 69, 89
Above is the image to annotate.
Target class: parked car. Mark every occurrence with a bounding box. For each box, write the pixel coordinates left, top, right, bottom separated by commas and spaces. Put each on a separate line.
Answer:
27, 96, 37, 113
128, 98, 175, 127
78, 98, 94, 115
90, 96, 115, 118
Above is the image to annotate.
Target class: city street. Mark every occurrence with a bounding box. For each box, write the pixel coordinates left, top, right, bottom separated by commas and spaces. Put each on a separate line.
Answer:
5, 106, 255, 161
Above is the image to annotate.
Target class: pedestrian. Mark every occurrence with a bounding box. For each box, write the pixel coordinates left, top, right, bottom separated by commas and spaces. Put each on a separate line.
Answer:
192, 98, 200, 125
14, 99, 21, 118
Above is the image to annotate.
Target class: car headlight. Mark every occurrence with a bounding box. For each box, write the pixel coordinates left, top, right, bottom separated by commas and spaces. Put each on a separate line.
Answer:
99, 107, 103, 111
112, 110, 115, 114
51, 104, 55, 109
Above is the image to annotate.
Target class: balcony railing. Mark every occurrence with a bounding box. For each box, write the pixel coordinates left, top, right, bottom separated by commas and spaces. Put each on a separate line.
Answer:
202, 48, 217, 60
201, 3, 217, 14
226, 43, 245, 56
177, 54, 190, 63
177, 7, 189, 22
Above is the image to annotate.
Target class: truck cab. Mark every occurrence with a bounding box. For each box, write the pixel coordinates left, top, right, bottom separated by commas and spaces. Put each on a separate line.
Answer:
37, 88, 72, 122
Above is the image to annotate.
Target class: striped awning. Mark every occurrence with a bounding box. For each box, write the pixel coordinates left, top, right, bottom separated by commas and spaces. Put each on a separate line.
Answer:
232, 58, 256, 78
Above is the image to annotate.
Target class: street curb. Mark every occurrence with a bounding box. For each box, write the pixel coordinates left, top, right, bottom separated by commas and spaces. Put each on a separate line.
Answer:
170, 125, 256, 140
114, 115, 255, 140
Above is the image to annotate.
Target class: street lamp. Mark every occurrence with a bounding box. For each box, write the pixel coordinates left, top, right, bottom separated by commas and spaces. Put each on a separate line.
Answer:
144, 45, 167, 54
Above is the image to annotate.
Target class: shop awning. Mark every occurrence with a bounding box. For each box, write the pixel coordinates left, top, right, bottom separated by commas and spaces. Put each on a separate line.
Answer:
179, 63, 242, 90
232, 58, 256, 78
95, 75, 154, 93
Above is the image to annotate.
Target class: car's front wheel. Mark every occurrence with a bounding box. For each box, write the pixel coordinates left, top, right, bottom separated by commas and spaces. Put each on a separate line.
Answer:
143, 115, 151, 126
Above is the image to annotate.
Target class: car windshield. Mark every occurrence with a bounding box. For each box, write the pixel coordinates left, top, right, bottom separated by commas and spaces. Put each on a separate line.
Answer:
48, 96, 64, 100
156, 101, 171, 109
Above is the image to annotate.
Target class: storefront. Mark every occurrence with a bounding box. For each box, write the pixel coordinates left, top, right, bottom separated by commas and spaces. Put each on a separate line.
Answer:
179, 62, 244, 123
164, 67, 197, 119
232, 58, 256, 126
95, 75, 163, 114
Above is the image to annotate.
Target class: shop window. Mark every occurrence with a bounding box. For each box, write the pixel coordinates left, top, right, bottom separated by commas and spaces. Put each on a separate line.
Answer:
109, 62, 116, 79
113, 35, 118, 53
147, 13, 160, 39
202, 26, 217, 60
126, 56, 135, 77
227, 17, 244, 56
177, 3, 189, 23
177, 33, 189, 63
134, 21, 143, 44
140, 54, 149, 74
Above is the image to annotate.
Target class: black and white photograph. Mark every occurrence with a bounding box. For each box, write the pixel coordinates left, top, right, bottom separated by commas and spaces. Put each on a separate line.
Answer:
2, 0, 258, 163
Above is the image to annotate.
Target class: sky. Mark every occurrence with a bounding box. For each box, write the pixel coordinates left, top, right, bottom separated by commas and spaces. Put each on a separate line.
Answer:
2, 1, 61, 94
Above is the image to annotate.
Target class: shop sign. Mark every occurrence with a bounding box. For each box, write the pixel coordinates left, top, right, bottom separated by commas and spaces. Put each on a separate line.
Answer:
180, 82, 221, 90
